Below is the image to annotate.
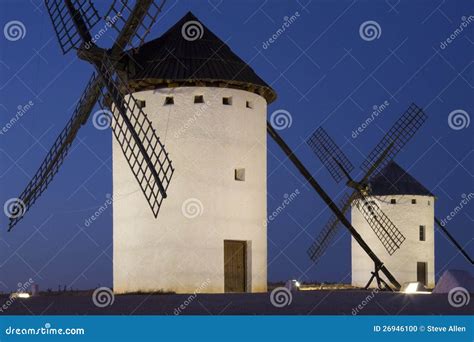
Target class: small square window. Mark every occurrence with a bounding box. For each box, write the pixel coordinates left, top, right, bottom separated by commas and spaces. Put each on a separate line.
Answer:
419, 225, 426, 241
390, 199, 396, 204
246, 101, 253, 109
194, 95, 204, 104
137, 100, 146, 109
412, 199, 417, 204
223, 97, 232, 105
164, 96, 174, 105
234, 168, 245, 181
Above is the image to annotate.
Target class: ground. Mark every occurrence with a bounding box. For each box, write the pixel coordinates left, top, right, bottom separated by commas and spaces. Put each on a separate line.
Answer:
1, 290, 471, 315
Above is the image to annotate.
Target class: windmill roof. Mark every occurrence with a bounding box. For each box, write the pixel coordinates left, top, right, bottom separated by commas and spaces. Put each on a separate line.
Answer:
124, 12, 276, 102
368, 161, 434, 197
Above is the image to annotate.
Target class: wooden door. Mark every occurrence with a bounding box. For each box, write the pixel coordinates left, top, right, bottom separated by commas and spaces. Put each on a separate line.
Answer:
224, 240, 246, 293
417, 262, 427, 285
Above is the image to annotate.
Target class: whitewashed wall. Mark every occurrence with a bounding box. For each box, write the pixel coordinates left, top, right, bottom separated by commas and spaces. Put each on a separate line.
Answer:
113, 87, 268, 294
351, 195, 435, 288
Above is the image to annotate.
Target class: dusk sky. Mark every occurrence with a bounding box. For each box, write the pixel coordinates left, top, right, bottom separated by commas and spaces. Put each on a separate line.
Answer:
0, 0, 472, 291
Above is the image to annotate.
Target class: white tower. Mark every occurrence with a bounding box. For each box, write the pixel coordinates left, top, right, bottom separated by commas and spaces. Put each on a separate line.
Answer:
352, 162, 436, 288
112, 12, 276, 294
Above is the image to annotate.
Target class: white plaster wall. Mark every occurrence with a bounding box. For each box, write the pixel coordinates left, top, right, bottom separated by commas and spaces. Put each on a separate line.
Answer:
113, 87, 267, 294
351, 195, 435, 288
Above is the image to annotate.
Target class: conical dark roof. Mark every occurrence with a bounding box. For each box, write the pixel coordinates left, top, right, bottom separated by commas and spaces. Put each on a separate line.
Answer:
368, 161, 434, 197
124, 12, 276, 102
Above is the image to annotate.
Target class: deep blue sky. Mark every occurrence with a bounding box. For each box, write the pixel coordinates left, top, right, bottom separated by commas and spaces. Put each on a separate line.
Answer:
0, 0, 472, 291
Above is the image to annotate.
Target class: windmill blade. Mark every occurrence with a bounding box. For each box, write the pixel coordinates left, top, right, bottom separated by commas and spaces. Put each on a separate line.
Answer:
306, 127, 354, 183
353, 196, 406, 255
8, 74, 101, 231
360, 103, 427, 179
98, 58, 174, 217
105, 0, 168, 52
308, 191, 354, 263
45, 0, 101, 54
435, 218, 473, 264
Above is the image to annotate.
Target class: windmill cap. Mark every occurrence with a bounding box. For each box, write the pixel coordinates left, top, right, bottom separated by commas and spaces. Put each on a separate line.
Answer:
123, 11, 277, 103
368, 161, 435, 197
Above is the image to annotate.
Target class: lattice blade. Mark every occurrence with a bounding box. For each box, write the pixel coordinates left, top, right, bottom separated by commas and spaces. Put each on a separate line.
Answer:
45, 0, 100, 54
353, 196, 406, 255
8, 74, 101, 231
105, 0, 167, 51
360, 103, 427, 179
306, 127, 354, 183
307, 191, 354, 263
98, 58, 173, 218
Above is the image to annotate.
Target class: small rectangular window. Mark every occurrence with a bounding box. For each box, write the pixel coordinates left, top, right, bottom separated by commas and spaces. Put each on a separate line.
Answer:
164, 96, 174, 105
390, 199, 396, 204
137, 100, 146, 109
246, 101, 253, 109
234, 168, 245, 181
419, 225, 426, 241
223, 97, 232, 105
428, 200, 431, 206
412, 199, 417, 204
194, 95, 204, 104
